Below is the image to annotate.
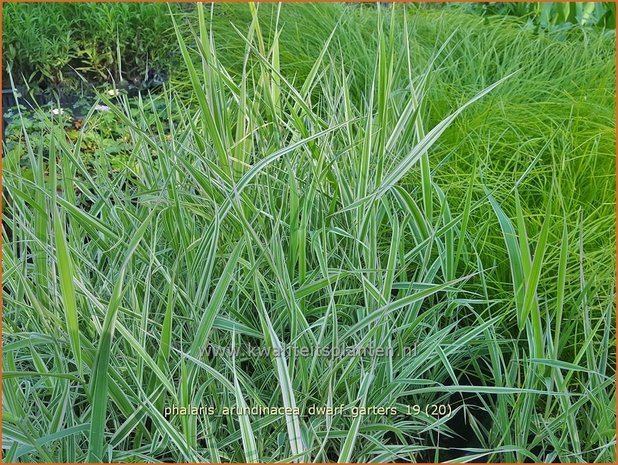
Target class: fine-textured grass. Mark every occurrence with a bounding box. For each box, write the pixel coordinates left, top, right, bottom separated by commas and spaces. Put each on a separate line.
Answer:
2, 3, 615, 463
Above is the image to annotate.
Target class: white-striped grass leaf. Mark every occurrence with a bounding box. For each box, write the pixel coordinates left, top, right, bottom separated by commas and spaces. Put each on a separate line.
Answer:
87, 211, 155, 462
257, 292, 308, 462
53, 208, 82, 376
341, 72, 517, 214
340, 273, 476, 341
188, 239, 244, 359
485, 189, 526, 329
232, 336, 260, 463
338, 371, 374, 463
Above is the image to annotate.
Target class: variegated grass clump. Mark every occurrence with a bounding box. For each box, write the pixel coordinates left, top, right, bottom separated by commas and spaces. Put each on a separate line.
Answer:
2, 3, 615, 463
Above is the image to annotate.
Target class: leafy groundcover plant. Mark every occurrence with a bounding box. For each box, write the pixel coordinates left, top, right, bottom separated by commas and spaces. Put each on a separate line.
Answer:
2, 3, 615, 463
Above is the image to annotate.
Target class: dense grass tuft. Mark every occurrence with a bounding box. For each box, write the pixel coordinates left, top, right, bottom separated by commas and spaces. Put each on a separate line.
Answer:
2, 3, 615, 463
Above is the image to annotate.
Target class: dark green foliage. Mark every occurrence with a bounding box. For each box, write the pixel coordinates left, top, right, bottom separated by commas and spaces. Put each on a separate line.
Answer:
3, 3, 181, 87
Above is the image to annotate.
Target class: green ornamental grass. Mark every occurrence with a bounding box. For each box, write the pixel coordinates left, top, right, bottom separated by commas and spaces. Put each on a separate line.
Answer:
2, 3, 615, 463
